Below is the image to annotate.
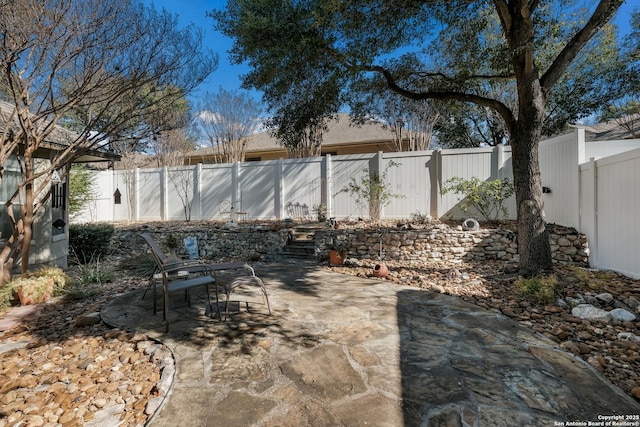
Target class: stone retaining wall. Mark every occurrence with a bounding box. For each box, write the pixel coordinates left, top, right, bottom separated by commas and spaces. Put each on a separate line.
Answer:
315, 223, 588, 266
111, 222, 588, 267
111, 223, 289, 262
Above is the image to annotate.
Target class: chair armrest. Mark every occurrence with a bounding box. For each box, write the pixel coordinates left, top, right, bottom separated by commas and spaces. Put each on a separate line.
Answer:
205, 262, 256, 276
159, 259, 210, 275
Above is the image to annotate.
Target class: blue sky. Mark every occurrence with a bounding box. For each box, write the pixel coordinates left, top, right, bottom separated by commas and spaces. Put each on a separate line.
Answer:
146, 0, 248, 103
146, 0, 638, 106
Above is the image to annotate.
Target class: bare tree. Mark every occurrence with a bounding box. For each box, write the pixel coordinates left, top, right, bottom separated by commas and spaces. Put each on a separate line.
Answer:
150, 127, 196, 168
195, 87, 263, 163
0, 0, 217, 283
388, 104, 440, 152
155, 127, 197, 221
277, 118, 328, 159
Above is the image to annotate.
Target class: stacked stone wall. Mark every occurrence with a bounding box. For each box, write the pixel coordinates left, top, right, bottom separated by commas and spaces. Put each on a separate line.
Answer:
110, 222, 588, 267
110, 223, 289, 262
315, 223, 588, 266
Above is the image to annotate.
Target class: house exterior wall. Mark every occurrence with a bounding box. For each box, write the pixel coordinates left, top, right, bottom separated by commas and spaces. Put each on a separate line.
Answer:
0, 156, 68, 272
189, 141, 398, 163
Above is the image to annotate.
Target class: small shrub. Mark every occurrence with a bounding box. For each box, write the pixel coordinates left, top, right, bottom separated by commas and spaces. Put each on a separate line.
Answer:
76, 258, 114, 285
119, 253, 156, 278
69, 223, 115, 264
337, 160, 404, 221
514, 274, 558, 305
62, 282, 104, 301
411, 210, 432, 225
0, 266, 69, 309
162, 234, 180, 250
440, 177, 514, 221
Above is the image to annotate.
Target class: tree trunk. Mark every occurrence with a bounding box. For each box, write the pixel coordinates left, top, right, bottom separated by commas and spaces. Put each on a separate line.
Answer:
511, 105, 553, 277
504, 2, 553, 277
20, 152, 35, 274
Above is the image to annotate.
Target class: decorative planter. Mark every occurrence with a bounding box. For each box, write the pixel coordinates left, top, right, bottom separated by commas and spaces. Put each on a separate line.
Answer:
17, 281, 54, 306
329, 250, 346, 266
373, 263, 389, 278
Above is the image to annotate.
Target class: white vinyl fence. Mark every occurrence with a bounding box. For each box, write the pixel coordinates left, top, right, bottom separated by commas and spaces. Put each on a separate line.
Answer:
77, 130, 640, 278
76, 146, 515, 224
540, 129, 640, 278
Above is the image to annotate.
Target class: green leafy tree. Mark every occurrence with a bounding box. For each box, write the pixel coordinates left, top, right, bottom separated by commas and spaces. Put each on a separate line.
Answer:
211, 0, 627, 277
599, 10, 640, 137
68, 165, 97, 221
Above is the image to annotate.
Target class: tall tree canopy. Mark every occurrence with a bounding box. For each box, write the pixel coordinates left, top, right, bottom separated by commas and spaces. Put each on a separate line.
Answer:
212, 0, 628, 276
195, 87, 263, 163
0, 0, 217, 283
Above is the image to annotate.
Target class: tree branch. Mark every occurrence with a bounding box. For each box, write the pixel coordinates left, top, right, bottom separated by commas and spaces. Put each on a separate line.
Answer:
540, 0, 623, 91
365, 65, 515, 134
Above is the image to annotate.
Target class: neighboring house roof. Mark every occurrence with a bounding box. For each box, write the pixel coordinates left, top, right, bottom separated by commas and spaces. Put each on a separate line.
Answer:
578, 114, 640, 141
0, 100, 120, 163
185, 113, 398, 162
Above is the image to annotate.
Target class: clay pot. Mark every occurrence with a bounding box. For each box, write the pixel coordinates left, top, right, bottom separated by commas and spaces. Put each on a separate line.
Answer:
373, 263, 388, 278
329, 250, 346, 266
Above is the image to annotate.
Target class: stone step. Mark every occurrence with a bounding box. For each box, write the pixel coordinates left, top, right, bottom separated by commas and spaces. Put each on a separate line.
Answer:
282, 227, 317, 259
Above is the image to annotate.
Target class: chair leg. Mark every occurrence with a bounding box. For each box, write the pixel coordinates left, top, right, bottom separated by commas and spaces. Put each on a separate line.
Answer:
223, 276, 271, 321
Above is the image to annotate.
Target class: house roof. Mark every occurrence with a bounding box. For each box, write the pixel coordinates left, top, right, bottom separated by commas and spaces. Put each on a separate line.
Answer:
187, 113, 393, 157
578, 114, 640, 141
0, 100, 120, 162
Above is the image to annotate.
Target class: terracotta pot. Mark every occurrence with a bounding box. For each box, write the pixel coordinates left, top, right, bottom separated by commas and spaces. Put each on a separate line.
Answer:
329, 250, 345, 266
373, 263, 388, 278
17, 287, 33, 306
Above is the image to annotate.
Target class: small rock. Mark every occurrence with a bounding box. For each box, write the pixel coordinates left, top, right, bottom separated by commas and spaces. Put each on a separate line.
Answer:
75, 312, 102, 327
501, 309, 517, 318
571, 304, 611, 322
561, 341, 580, 355
624, 296, 640, 312
610, 308, 636, 322
618, 332, 640, 343
145, 396, 164, 415
595, 293, 614, 305
633, 387, 640, 399
544, 305, 564, 313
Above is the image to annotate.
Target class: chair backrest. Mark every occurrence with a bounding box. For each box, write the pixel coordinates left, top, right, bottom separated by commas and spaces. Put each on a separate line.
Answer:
139, 233, 167, 267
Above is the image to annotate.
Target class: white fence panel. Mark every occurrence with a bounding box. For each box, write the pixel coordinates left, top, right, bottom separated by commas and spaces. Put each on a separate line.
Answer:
282, 157, 324, 218
330, 154, 375, 219
72, 169, 112, 223
590, 148, 640, 278
166, 166, 197, 221
578, 161, 596, 252
586, 139, 640, 160
200, 164, 233, 220
137, 168, 161, 221
239, 161, 278, 220
539, 130, 583, 229
438, 148, 497, 219
113, 170, 132, 221
383, 151, 432, 219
